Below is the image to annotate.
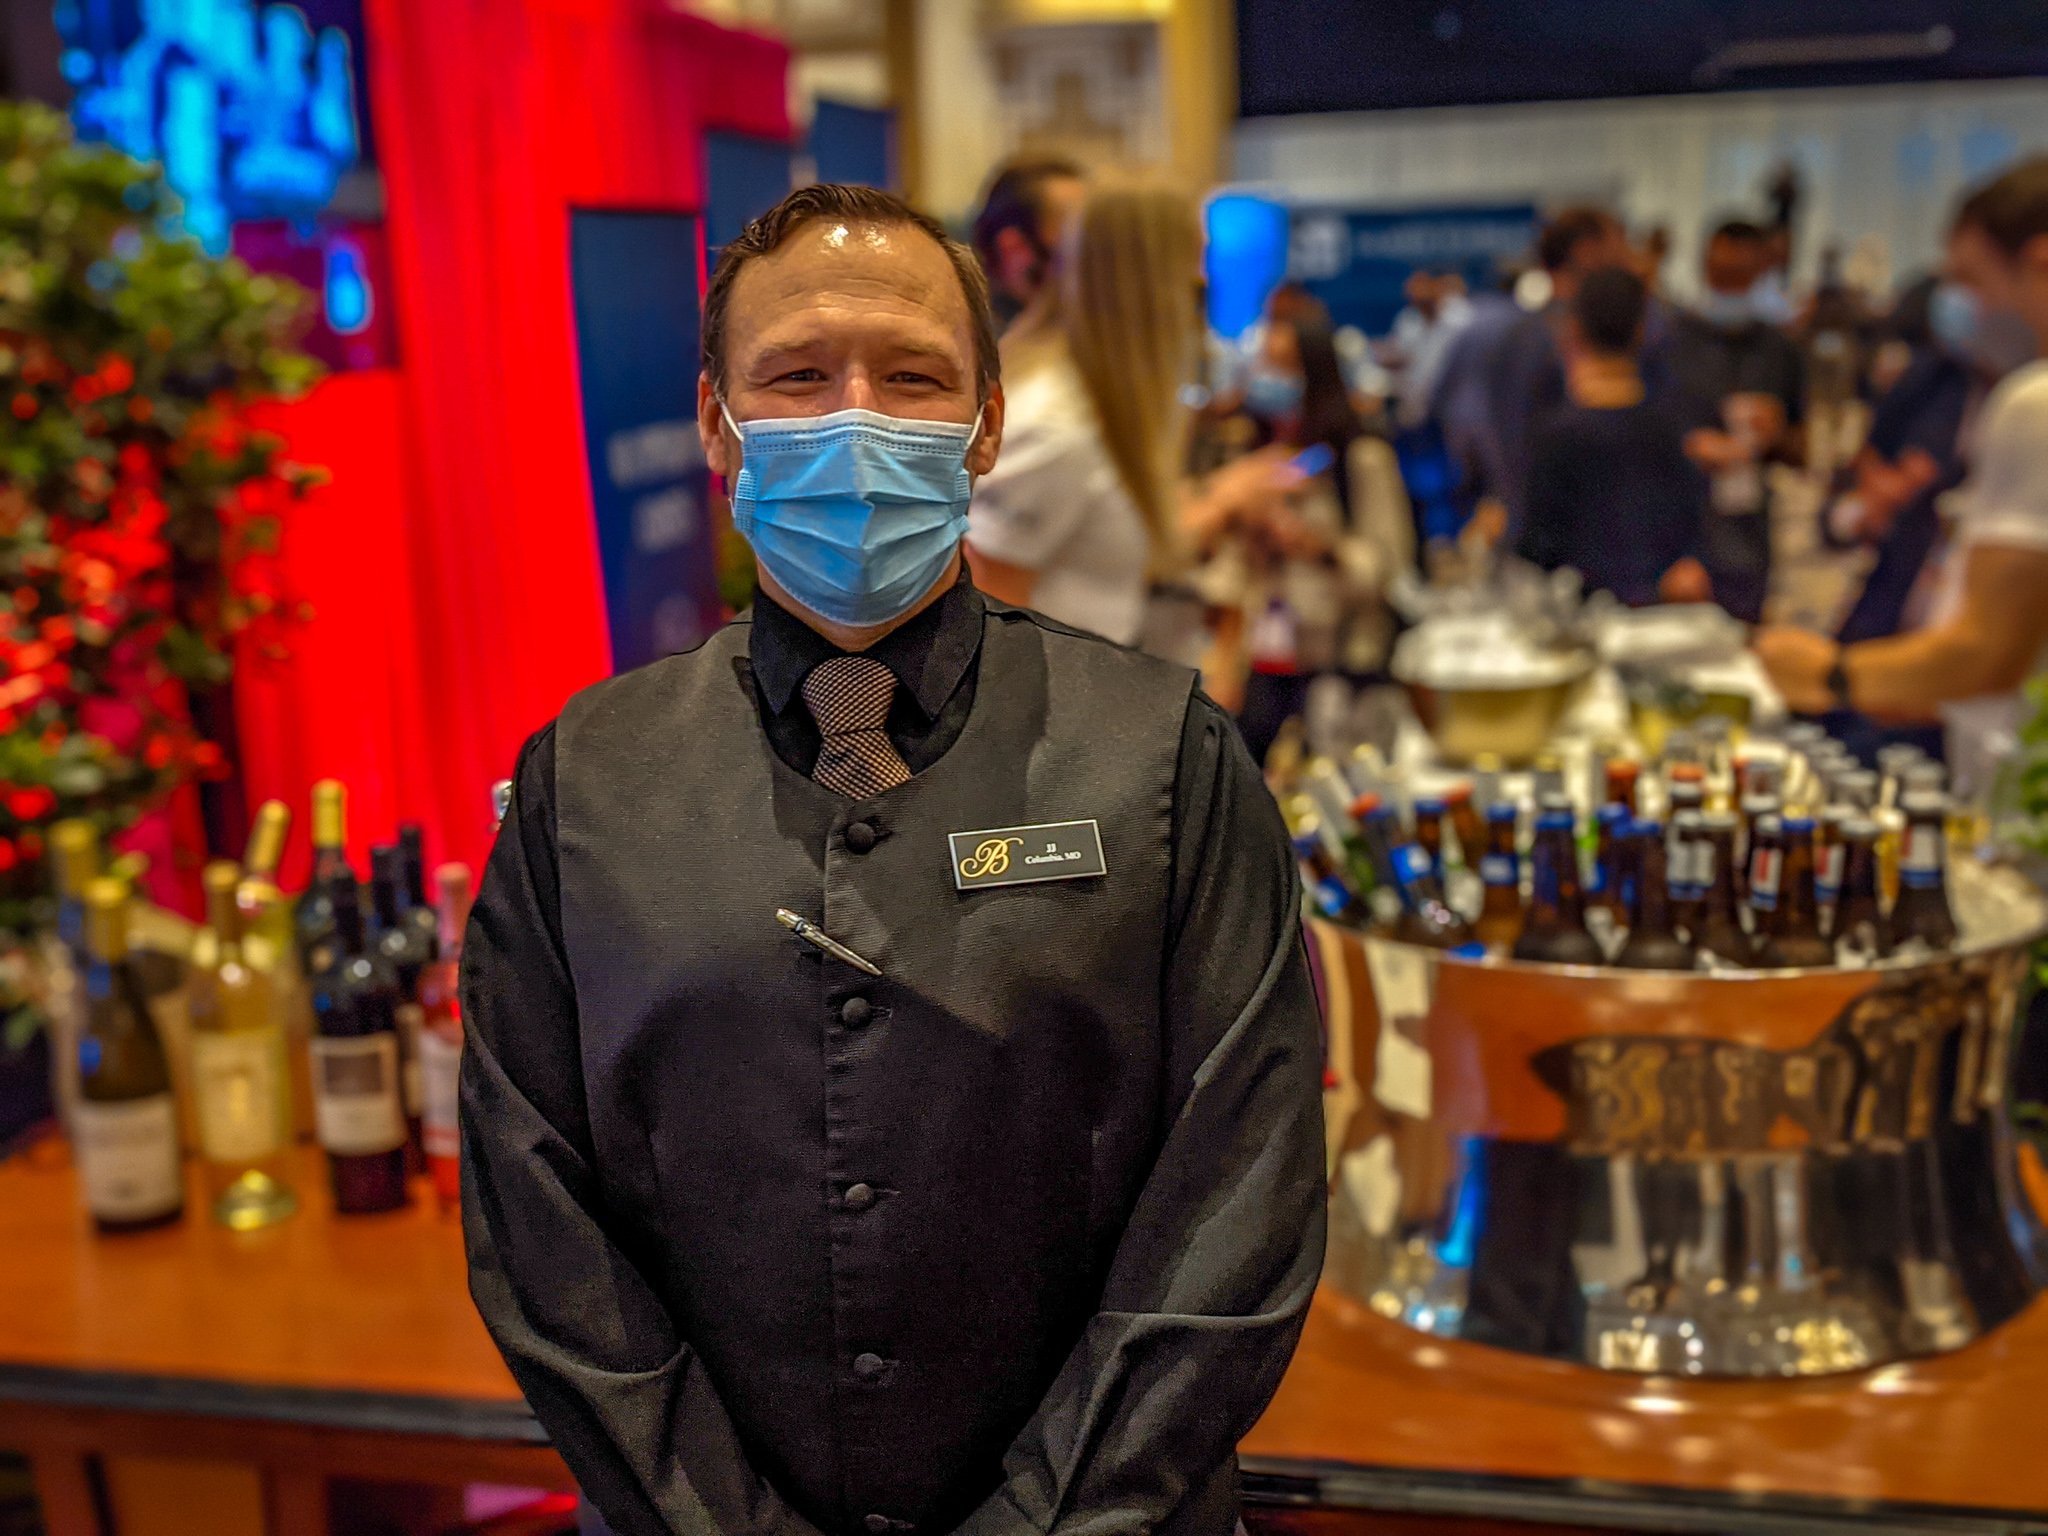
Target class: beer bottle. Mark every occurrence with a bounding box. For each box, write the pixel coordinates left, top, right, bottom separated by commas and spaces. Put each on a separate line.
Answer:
1353, 795, 1403, 896
1669, 809, 1706, 938
1291, 818, 1363, 924
1473, 802, 1525, 953
1693, 811, 1750, 963
1738, 793, 1780, 904
1876, 744, 1925, 809
1513, 804, 1604, 966
1604, 758, 1642, 816
1444, 781, 1486, 873
1815, 806, 1851, 910
1746, 812, 1786, 960
1589, 802, 1631, 921
1837, 769, 1880, 813
73, 879, 185, 1232
1304, 761, 1379, 897
1756, 816, 1834, 968
1615, 820, 1697, 970
1667, 764, 1707, 821
1832, 819, 1890, 964
1888, 792, 1959, 951
1412, 795, 1449, 878
1388, 838, 1475, 950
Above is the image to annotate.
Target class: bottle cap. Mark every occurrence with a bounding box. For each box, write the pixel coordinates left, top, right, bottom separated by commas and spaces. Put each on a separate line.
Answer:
1536, 807, 1576, 832
1840, 817, 1879, 840
1414, 795, 1448, 816
83, 877, 130, 961
243, 800, 290, 879
1349, 792, 1383, 820
49, 818, 100, 896
1902, 791, 1949, 817
1781, 815, 1817, 835
1633, 819, 1664, 837
1596, 802, 1630, 827
1443, 781, 1473, 805
1485, 801, 1520, 823
312, 779, 347, 848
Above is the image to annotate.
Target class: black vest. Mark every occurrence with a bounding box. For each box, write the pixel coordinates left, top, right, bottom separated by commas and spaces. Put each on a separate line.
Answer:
554, 605, 1193, 1534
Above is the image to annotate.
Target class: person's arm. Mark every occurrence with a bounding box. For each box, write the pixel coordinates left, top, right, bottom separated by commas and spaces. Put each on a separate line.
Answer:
460, 728, 824, 1536
1757, 543, 2048, 716
955, 696, 1328, 1536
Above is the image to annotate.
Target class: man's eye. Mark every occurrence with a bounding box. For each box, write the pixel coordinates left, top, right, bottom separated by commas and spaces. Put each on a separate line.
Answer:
889, 372, 941, 387
775, 369, 827, 384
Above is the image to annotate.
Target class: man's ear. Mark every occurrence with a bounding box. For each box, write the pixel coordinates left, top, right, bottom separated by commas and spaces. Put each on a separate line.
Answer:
698, 373, 734, 485
968, 382, 1005, 477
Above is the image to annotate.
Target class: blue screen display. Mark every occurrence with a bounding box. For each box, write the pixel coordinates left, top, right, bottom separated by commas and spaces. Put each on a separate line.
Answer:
56, 0, 367, 253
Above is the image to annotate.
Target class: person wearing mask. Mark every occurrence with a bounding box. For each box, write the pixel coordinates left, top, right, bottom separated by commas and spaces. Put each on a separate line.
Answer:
1760, 159, 2048, 792
1517, 267, 1711, 608
1476, 205, 1635, 542
969, 154, 1085, 333
461, 183, 1326, 1536
1669, 219, 1807, 623
967, 180, 1302, 653
1225, 300, 1416, 760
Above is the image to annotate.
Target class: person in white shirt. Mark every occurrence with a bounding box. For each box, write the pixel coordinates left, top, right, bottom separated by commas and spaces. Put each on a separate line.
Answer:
1759, 159, 2048, 783
968, 180, 1299, 651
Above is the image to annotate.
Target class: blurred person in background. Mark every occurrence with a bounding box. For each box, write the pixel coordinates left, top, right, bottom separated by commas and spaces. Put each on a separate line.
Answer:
1475, 205, 1634, 542
1670, 218, 1806, 623
1760, 158, 2048, 791
970, 154, 1086, 333
1385, 269, 1473, 430
1221, 298, 1416, 761
1517, 267, 1711, 607
968, 180, 1302, 655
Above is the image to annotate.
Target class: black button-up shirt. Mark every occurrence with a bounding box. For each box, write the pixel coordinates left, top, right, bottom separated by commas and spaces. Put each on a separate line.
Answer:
460, 571, 1327, 1536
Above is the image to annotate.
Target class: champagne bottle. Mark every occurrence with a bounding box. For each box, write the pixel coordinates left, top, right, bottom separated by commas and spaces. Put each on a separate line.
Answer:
1756, 816, 1834, 968
1513, 804, 1604, 966
236, 800, 294, 962
49, 818, 100, 963
1833, 820, 1891, 965
1473, 803, 1525, 954
1693, 811, 1750, 964
309, 871, 411, 1214
419, 863, 473, 1209
1888, 792, 1959, 951
188, 861, 298, 1231
295, 779, 355, 983
73, 878, 184, 1232
1615, 820, 1697, 971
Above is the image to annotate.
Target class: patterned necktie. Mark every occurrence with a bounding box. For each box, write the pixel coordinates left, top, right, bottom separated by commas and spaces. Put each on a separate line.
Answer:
802, 654, 913, 798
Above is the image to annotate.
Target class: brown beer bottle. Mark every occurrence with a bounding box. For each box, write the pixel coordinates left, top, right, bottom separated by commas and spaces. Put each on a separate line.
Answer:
1832, 819, 1891, 964
1745, 812, 1786, 961
1615, 820, 1697, 970
1444, 781, 1486, 873
1887, 792, 1959, 950
1756, 816, 1834, 968
1693, 811, 1750, 963
1412, 795, 1449, 878
1512, 802, 1604, 966
1473, 802, 1525, 953
1604, 757, 1642, 816
1589, 802, 1631, 921
1669, 809, 1706, 938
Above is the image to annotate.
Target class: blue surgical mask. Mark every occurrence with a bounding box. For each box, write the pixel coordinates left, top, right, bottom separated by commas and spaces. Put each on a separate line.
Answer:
723, 405, 981, 628
1696, 290, 1755, 329
1243, 365, 1304, 419
1930, 281, 2039, 377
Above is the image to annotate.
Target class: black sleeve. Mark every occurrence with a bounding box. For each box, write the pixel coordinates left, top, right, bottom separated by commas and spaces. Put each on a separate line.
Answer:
956, 693, 1328, 1535
1517, 422, 1573, 572
459, 725, 824, 1536
1656, 413, 1712, 574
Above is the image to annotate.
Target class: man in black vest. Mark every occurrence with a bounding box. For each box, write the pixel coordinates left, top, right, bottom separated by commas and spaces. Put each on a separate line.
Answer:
459, 183, 1327, 1536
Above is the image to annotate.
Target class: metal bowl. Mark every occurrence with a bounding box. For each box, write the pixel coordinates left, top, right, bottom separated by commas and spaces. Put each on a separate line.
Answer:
1308, 863, 2048, 1377
1400, 662, 1592, 766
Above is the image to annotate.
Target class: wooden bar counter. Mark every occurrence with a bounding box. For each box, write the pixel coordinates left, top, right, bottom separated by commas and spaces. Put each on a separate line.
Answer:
7, 1135, 2048, 1534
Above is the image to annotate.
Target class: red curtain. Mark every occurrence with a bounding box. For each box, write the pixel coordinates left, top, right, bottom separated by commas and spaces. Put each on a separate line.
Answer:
239, 0, 790, 883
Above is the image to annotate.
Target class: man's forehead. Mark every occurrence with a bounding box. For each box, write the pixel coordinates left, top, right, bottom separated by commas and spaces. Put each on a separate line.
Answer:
728, 218, 968, 333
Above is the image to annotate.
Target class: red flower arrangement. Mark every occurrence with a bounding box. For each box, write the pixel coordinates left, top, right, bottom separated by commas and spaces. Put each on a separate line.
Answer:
0, 102, 321, 982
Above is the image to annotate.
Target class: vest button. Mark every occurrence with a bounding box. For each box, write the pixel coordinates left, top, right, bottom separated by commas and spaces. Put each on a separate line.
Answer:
844, 820, 878, 853
840, 996, 872, 1028
844, 1182, 876, 1212
853, 1351, 887, 1381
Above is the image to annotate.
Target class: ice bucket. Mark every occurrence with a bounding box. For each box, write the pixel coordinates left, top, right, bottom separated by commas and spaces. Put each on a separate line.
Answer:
1309, 869, 2048, 1377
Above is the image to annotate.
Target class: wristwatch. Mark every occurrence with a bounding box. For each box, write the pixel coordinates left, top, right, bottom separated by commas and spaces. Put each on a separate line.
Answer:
1825, 651, 1852, 712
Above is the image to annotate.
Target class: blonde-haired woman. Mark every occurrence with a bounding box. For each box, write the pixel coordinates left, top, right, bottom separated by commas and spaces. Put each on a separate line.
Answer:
968, 179, 1298, 653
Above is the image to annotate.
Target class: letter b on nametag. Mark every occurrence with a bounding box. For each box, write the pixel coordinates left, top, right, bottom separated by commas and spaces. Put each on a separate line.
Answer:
950, 821, 1107, 891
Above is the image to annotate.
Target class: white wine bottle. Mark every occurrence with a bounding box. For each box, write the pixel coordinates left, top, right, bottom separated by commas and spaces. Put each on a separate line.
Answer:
189, 861, 299, 1231
74, 878, 185, 1233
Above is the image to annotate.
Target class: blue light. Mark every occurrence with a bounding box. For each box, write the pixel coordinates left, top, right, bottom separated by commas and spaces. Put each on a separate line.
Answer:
59, 0, 363, 256
1204, 194, 1291, 341
1434, 1137, 1489, 1269
324, 236, 372, 335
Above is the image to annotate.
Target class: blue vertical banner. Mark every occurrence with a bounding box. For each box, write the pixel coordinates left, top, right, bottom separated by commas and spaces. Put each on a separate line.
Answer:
706, 130, 795, 262
810, 99, 895, 191
568, 210, 721, 674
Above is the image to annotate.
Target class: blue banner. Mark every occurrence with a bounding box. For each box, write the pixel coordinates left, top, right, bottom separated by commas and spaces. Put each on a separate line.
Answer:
810, 99, 895, 191
706, 130, 794, 260
568, 210, 721, 674
1289, 204, 1538, 336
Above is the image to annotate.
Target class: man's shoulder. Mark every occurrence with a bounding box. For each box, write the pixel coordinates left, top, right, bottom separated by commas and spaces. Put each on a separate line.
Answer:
984, 599, 1198, 688
554, 617, 751, 732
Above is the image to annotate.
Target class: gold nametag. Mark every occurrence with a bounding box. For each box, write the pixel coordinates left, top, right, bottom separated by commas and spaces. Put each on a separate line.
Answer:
949, 821, 1107, 891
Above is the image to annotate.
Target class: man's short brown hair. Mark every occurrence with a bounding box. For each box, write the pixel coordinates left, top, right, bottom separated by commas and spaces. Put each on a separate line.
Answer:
1954, 157, 2048, 257
702, 184, 1000, 402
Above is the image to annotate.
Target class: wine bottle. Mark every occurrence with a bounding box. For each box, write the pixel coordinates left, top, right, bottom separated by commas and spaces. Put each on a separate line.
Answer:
372, 844, 434, 1156
1756, 816, 1834, 968
236, 800, 294, 961
1888, 792, 1959, 951
294, 779, 355, 983
49, 818, 100, 964
1513, 804, 1604, 966
1473, 803, 1525, 954
397, 823, 442, 962
419, 863, 472, 1209
188, 861, 298, 1231
73, 878, 184, 1233
1833, 820, 1891, 965
1615, 820, 1697, 971
309, 871, 411, 1214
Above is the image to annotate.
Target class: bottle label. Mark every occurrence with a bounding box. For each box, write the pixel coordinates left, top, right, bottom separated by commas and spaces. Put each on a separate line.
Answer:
1750, 849, 1782, 912
1480, 854, 1517, 888
311, 1036, 406, 1156
1695, 842, 1717, 890
191, 1031, 287, 1165
1311, 876, 1351, 918
1392, 844, 1433, 890
74, 1094, 182, 1222
420, 1029, 463, 1161
1818, 845, 1847, 900
1902, 825, 1945, 888
396, 1002, 426, 1115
